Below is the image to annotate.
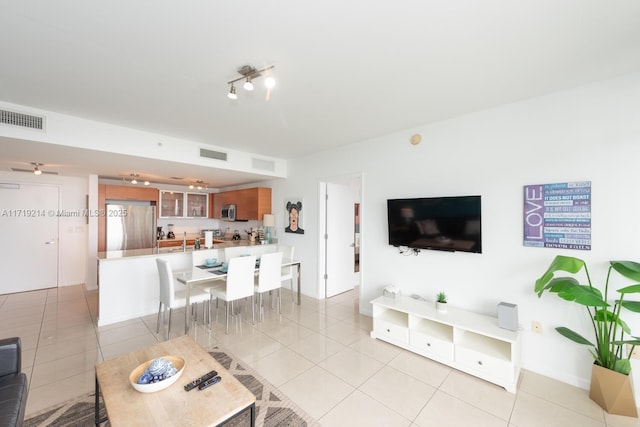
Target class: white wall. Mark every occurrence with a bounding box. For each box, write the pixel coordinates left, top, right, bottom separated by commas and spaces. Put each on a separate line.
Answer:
0, 101, 287, 179
262, 72, 640, 393
0, 171, 88, 287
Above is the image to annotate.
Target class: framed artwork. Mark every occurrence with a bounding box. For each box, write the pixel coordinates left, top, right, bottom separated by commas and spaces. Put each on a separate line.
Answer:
285, 198, 304, 234
523, 181, 591, 250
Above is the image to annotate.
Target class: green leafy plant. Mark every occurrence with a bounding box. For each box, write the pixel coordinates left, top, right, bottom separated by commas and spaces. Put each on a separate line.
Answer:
535, 255, 640, 374
436, 292, 447, 303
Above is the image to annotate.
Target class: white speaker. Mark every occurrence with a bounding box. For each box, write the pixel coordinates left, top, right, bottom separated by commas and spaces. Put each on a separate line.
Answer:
498, 302, 518, 331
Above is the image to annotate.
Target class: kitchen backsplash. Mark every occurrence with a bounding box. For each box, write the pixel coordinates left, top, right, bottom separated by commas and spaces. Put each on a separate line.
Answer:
157, 218, 265, 238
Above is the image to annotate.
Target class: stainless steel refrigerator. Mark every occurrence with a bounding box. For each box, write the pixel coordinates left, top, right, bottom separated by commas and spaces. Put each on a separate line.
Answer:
106, 202, 157, 251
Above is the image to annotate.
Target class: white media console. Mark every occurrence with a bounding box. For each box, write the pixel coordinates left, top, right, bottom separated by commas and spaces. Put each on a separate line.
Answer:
370, 295, 520, 392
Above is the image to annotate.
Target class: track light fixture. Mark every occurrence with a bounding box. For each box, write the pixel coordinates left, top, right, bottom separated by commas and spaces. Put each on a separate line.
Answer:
32, 162, 43, 175
227, 84, 237, 99
243, 77, 254, 91
189, 180, 208, 190
226, 65, 275, 99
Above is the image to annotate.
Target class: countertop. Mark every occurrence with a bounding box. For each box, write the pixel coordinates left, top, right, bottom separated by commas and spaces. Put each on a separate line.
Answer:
98, 240, 275, 261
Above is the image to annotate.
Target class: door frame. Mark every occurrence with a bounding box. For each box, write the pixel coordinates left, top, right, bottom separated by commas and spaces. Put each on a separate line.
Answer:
317, 173, 363, 300
0, 181, 60, 293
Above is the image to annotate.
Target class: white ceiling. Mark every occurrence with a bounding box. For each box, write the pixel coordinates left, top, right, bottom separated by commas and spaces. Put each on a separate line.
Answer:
1, 1, 639, 186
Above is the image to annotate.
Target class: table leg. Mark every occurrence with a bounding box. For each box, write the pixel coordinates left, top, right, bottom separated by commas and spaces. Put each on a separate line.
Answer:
94, 374, 99, 426
296, 263, 301, 305
250, 402, 256, 427
94, 374, 105, 426
185, 281, 190, 335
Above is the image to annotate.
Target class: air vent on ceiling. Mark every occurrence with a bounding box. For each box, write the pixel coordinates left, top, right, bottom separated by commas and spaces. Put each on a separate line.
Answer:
200, 148, 227, 161
10, 167, 58, 175
251, 157, 275, 172
0, 109, 45, 131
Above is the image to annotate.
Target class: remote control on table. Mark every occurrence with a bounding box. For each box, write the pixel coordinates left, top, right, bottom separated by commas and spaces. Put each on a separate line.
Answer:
198, 375, 222, 390
184, 370, 218, 391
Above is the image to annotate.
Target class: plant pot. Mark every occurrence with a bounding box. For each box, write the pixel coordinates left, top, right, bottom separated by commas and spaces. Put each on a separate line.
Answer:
589, 364, 638, 417
436, 302, 447, 313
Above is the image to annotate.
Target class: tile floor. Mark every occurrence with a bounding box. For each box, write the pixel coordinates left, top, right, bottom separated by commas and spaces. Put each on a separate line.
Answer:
1, 284, 639, 426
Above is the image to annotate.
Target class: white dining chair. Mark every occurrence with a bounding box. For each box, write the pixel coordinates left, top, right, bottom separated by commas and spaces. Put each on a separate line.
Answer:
224, 246, 249, 260
210, 255, 257, 334
156, 258, 210, 338
278, 245, 295, 300
190, 249, 224, 328
254, 252, 283, 321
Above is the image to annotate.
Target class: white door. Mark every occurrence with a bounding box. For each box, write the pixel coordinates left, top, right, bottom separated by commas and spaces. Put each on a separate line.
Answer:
0, 183, 59, 293
325, 182, 358, 298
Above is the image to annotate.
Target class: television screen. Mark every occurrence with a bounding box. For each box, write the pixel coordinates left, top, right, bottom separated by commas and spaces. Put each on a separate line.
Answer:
387, 196, 482, 253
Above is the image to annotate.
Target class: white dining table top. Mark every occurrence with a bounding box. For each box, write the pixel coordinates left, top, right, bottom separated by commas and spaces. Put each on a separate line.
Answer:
175, 258, 299, 285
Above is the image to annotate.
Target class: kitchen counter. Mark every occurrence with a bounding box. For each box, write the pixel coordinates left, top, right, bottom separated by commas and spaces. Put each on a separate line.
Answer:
96, 241, 278, 326
97, 239, 271, 260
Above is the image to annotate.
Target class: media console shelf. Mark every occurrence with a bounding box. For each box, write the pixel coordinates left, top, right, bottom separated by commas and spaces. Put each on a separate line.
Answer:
370, 295, 520, 393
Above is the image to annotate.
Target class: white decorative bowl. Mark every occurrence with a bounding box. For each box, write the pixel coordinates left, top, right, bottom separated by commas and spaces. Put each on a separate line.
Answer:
129, 355, 185, 393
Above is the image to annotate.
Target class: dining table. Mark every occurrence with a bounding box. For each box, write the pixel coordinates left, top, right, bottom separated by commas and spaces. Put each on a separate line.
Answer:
175, 258, 301, 334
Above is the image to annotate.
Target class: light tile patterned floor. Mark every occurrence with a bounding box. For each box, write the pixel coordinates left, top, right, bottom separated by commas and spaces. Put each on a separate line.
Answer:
0, 284, 638, 426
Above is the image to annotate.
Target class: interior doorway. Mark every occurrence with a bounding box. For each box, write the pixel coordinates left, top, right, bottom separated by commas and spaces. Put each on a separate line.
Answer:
319, 174, 362, 299
0, 182, 59, 293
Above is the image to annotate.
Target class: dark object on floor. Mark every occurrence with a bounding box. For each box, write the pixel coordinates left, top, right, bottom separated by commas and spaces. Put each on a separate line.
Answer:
0, 337, 28, 427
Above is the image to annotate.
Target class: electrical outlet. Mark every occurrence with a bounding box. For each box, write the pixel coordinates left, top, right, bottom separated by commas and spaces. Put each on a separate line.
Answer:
627, 344, 640, 359
532, 321, 542, 334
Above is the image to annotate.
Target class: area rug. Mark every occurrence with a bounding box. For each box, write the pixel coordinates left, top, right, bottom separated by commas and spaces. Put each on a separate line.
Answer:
25, 347, 317, 427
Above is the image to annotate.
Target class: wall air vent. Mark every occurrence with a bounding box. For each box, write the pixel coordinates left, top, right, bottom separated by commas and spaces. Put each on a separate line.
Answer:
200, 148, 227, 161
0, 109, 45, 131
251, 157, 275, 172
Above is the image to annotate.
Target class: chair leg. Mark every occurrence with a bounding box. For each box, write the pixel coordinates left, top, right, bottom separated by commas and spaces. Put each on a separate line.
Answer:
167, 308, 173, 339
251, 295, 255, 325
225, 301, 229, 335
278, 288, 282, 314
208, 297, 213, 331
156, 302, 163, 334
290, 278, 295, 301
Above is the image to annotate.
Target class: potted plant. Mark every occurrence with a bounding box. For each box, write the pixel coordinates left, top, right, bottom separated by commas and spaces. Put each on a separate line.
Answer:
436, 292, 447, 313
534, 255, 640, 417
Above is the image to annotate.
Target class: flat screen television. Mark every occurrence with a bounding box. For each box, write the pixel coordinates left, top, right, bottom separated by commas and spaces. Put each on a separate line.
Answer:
387, 195, 482, 253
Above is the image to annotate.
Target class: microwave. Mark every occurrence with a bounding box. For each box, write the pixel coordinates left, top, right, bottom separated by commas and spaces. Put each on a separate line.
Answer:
221, 204, 236, 221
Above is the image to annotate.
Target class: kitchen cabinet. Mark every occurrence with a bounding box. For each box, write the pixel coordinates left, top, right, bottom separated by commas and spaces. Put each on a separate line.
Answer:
160, 191, 208, 218
211, 187, 272, 220
160, 191, 184, 217
186, 193, 208, 218
371, 295, 520, 393
104, 185, 159, 202
157, 238, 225, 248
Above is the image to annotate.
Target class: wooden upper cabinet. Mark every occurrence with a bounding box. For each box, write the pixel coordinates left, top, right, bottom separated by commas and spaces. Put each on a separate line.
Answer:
211, 191, 234, 219
235, 189, 251, 220
243, 187, 272, 220
211, 187, 272, 220
104, 185, 159, 203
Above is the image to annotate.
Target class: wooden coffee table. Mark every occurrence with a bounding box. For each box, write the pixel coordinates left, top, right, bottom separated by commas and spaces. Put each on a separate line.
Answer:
94, 335, 255, 426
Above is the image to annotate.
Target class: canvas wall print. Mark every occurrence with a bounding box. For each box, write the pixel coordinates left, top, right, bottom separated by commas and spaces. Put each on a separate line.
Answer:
523, 181, 591, 250
285, 199, 304, 234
